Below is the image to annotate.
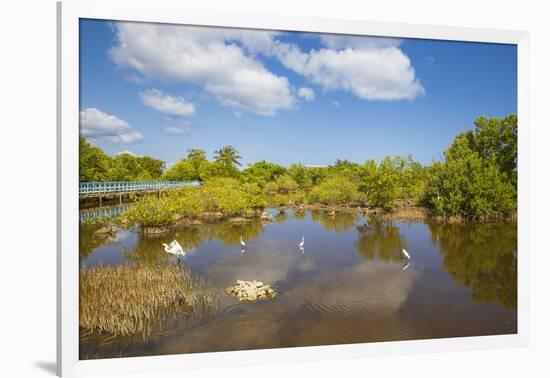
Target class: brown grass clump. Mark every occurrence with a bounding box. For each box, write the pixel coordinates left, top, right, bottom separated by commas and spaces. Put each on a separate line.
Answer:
80, 264, 217, 337
376, 206, 430, 221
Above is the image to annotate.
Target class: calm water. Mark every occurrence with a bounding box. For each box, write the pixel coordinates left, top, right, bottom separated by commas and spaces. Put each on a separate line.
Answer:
79, 208, 517, 359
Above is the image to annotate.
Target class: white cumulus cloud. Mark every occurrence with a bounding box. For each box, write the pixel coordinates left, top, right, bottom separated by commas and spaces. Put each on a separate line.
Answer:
80, 108, 143, 144
140, 88, 196, 117
298, 87, 315, 101
275, 37, 424, 101
319, 34, 401, 50
164, 120, 192, 135
110, 22, 295, 116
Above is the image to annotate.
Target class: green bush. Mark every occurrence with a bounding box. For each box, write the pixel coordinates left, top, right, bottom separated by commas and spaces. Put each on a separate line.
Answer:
425, 115, 517, 219
309, 176, 360, 205
124, 195, 176, 227
124, 180, 267, 226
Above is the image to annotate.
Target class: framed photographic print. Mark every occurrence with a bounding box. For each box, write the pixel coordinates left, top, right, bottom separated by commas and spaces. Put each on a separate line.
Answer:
57, 0, 529, 376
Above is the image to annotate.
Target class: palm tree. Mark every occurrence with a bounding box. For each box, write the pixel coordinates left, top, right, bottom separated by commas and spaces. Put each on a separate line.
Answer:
187, 148, 206, 161
186, 148, 207, 171
214, 145, 242, 168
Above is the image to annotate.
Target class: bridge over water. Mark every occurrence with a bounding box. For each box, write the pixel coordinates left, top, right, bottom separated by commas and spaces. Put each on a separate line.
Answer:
79, 181, 201, 205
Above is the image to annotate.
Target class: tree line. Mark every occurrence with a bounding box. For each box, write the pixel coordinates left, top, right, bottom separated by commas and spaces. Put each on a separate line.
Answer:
80, 114, 517, 219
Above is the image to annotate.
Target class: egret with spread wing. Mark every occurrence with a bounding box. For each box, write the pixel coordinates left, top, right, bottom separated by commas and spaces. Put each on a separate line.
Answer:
163, 240, 186, 263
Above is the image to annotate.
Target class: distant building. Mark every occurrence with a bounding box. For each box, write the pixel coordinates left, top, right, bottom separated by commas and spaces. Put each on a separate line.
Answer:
304, 164, 328, 168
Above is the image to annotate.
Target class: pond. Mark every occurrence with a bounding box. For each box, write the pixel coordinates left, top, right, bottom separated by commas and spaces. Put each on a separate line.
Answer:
79, 208, 517, 359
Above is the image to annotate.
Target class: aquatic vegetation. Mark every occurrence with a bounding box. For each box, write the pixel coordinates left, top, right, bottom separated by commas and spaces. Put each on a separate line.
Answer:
123, 179, 267, 227
123, 195, 176, 227
79, 264, 218, 337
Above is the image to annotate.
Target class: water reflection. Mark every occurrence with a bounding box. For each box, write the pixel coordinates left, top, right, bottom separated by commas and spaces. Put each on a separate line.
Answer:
79, 223, 120, 261
80, 208, 517, 358
428, 221, 517, 309
79, 203, 131, 223
310, 210, 358, 232
354, 220, 407, 262
274, 210, 289, 223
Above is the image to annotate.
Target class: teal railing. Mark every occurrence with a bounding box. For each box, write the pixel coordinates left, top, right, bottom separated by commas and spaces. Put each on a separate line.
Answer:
79, 181, 200, 196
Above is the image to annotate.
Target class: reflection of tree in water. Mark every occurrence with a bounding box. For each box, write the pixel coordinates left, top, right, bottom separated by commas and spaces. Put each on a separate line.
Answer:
203, 220, 264, 246
122, 220, 266, 264
274, 211, 289, 223
79, 223, 118, 261
428, 221, 517, 309
317, 212, 358, 233
122, 233, 172, 266
310, 210, 321, 222
292, 211, 306, 220
354, 220, 406, 262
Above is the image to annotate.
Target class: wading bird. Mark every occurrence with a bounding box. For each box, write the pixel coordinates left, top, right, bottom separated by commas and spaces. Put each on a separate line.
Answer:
163, 240, 186, 262
402, 248, 411, 260
299, 236, 305, 248
240, 236, 246, 248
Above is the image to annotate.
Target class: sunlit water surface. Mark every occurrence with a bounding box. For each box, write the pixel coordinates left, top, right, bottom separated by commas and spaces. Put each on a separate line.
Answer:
79, 208, 517, 359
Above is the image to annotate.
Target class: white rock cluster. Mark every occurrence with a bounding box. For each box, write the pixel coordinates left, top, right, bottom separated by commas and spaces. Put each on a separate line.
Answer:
260, 211, 273, 221
225, 280, 277, 301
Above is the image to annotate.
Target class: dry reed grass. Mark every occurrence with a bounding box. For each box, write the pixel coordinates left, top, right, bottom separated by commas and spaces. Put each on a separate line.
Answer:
80, 264, 217, 337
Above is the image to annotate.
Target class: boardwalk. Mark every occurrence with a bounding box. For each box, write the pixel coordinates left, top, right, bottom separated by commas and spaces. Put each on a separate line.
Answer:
79, 181, 200, 205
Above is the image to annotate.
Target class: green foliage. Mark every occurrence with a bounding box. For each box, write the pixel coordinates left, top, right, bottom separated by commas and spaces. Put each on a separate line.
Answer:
79, 137, 111, 181
426, 115, 517, 219
124, 178, 267, 226
198, 160, 239, 180
264, 174, 299, 193
109, 153, 146, 181
124, 195, 176, 227
309, 176, 360, 205
214, 145, 242, 168
79, 138, 165, 182
81, 114, 517, 219
242, 160, 286, 187
472, 115, 517, 185
138, 156, 165, 179
162, 160, 197, 181
358, 156, 428, 209
286, 164, 311, 188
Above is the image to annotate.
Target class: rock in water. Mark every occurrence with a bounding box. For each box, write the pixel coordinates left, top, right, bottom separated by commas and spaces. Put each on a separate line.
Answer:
260, 211, 273, 221
225, 280, 277, 301
94, 224, 116, 235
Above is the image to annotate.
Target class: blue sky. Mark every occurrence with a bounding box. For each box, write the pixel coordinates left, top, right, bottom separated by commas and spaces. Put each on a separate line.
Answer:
79, 19, 517, 167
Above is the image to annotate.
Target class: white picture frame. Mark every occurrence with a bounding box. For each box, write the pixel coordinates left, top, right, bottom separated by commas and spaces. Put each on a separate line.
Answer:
57, 0, 530, 376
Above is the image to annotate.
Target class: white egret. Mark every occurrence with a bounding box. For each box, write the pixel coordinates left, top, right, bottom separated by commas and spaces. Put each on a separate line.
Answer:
240, 236, 246, 248
402, 248, 411, 260
163, 240, 185, 256
163, 240, 186, 264
299, 236, 305, 248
